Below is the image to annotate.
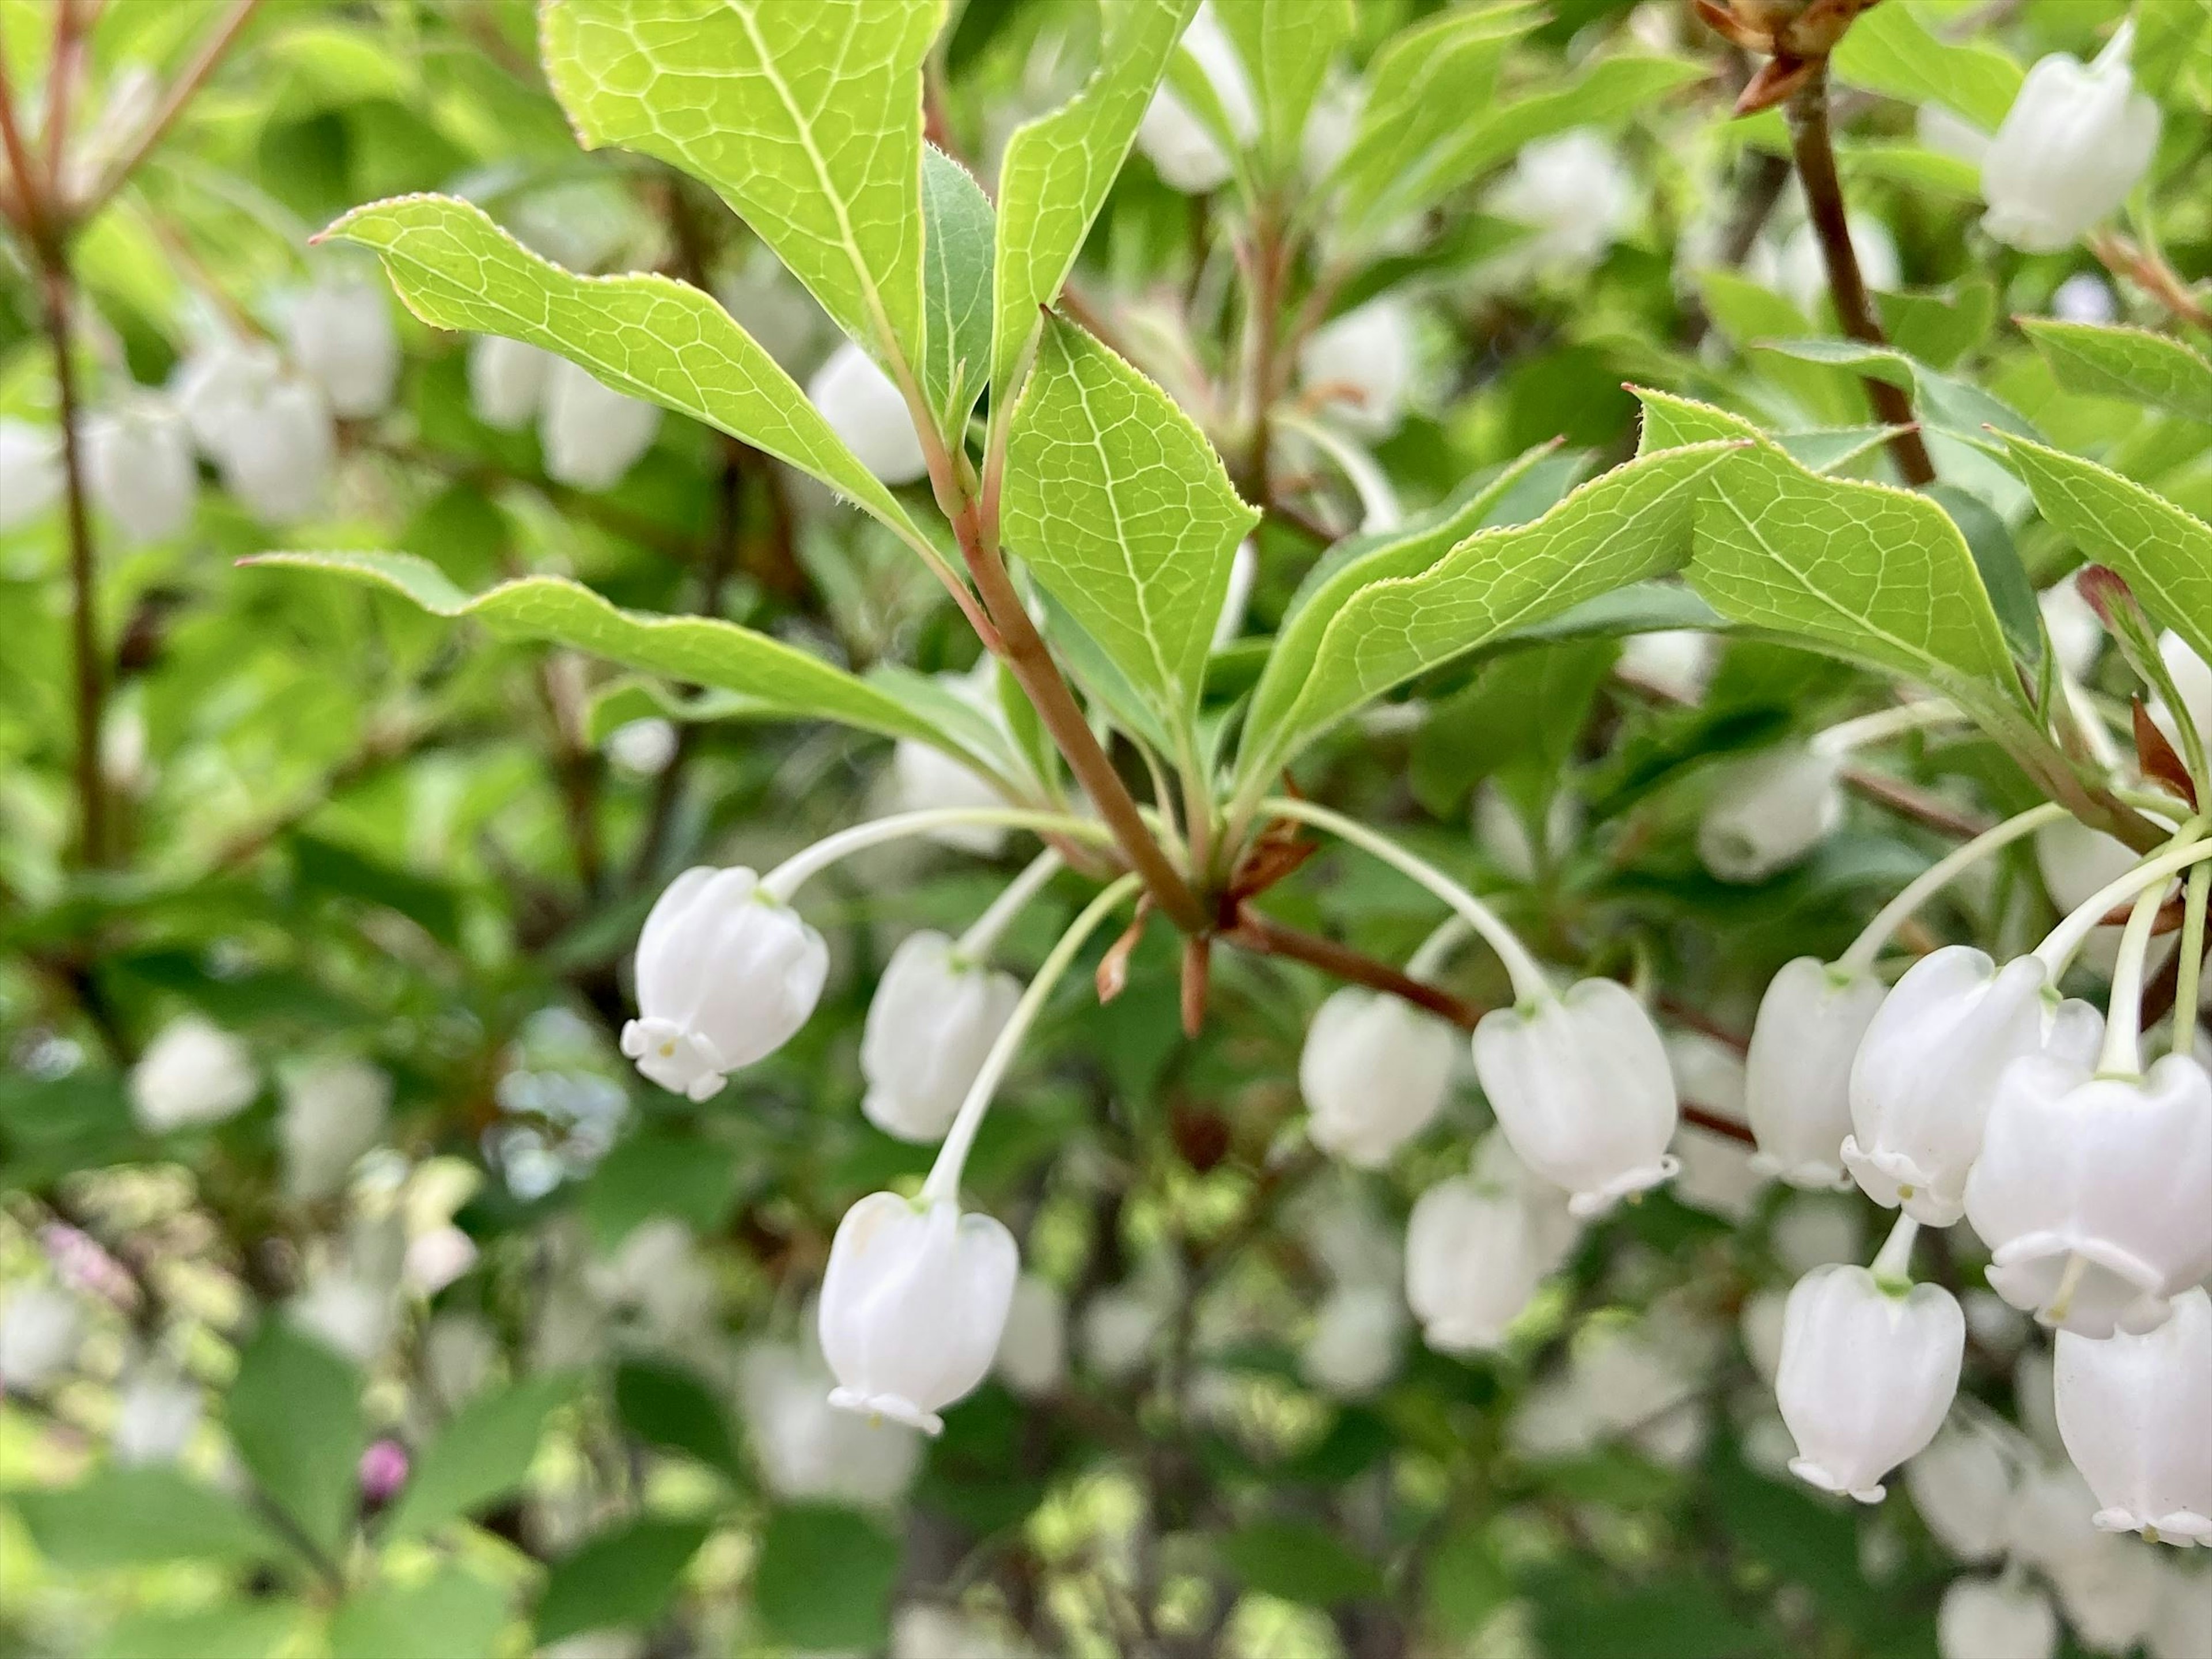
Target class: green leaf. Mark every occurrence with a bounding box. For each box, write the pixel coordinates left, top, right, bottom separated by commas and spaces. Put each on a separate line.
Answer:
2020, 319, 2212, 424
382, 1373, 575, 1539
991, 0, 1196, 406
249, 553, 988, 764
582, 1128, 746, 1252
1831, 0, 2021, 130
229, 1320, 366, 1560
1424, 1523, 1514, 1642
1998, 433, 2212, 678
613, 1359, 746, 1482
535, 1517, 712, 1646
1219, 1520, 1384, 1607
752, 1505, 902, 1650
1930, 483, 2040, 665
1330, 3, 1536, 237
1761, 338, 2037, 440
1215, 0, 1352, 175
540, 0, 935, 372
1238, 441, 1740, 785
1411, 638, 1616, 819
1001, 319, 1259, 729
9, 1467, 278, 1570
330, 1566, 509, 1659
1877, 281, 1996, 373
322, 194, 933, 558
921, 145, 995, 436
90, 1605, 302, 1659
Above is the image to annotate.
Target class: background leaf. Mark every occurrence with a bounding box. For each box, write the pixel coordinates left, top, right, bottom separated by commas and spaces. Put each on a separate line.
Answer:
228, 1320, 365, 1560
9, 1467, 278, 1570
382, 1372, 574, 1538
329, 1566, 509, 1659
2020, 320, 2212, 424
752, 1504, 902, 1650
535, 1517, 712, 1645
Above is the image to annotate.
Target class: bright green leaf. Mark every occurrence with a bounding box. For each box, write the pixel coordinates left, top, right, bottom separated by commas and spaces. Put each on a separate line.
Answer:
382, 1373, 574, 1539
1215, 0, 1351, 175
1219, 1520, 1384, 1607
752, 1505, 901, 1650
582, 1128, 745, 1251
1998, 433, 2212, 679
2020, 320, 2212, 424
330, 1566, 509, 1659
248, 552, 991, 766
613, 1359, 746, 1482
1238, 441, 1740, 785
229, 1320, 366, 1560
921, 146, 995, 435
541, 0, 936, 372
9, 1467, 278, 1570
535, 1517, 711, 1645
1832, 0, 2021, 131
991, 0, 1197, 406
322, 194, 935, 560
1001, 319, 1259, 729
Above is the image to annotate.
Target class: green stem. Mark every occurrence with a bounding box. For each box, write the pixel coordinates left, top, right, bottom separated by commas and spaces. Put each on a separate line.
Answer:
923, 874, 1143, 1205
2175, 863, 2209, 1060
1870, 1213, 1920, 1290
2097, 872, 2169, 1078
1262, 797, 1551, 1003
1405, 915, 1471, 982
1809, 699, 1961, 759
955, 849, 1061, 960
1838, 802, 2069, 976
760, 808, 1109, 903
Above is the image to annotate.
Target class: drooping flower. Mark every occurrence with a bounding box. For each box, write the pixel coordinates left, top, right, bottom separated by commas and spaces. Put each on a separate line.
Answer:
286, 275, 399, 418
468, 334, 555, 431
1486, 130, 1635, 278
1301, 1284, 1408, 1400
84, 395, 196, 546
540, 357, 662, 491
1937, 1577, 2057, 1659
1982, 22, 2160, 253
1298, 986, 1456, 1168
993, 1272, 1067, 1399
113, 1370, 202, 1465
0, 1285, 82, 1389
1745, 957, 1885, 1188
1404, 1137, 1577, 1354
279, 1056, 392, 1200
1698, 745, 1844, 883
0, 419, 61, 531
737, 1334, 923, 1506
808, 340, 927, 485
1907, 1425, 2017, 1562
2054, 1287, 2212, 1546
130, 1017, 257, 1132
1133, 3, 1255, 194
861, 932, 1021, 1144
1777, 1263, 1964, 1502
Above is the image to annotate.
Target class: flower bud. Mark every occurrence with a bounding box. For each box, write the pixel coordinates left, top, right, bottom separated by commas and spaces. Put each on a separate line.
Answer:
620, 866, 829, 1100
84, 395, 195, 546
1405, 1139, 1577, 1354
1133, 4, 1255, 195
0, 1285, 81, 1389
1844, 947, 2101, 1226
1296, 299, 1416, 439
287, 276, 399, 419
993, 1272, 1067, 1399
1301, 1284, 1407, 1400
1299, 986, 1456, 1168
1745, 957, 1885, 1188
114, 1372, 201, 1465
738, 1336, 922, 1505
1697, 745, 1843, 883
861, 932, 1021, 1143
130, 1016, 257, 1132
468, 334, 554, 430
1966, 1052, 2212, 1338
2055, 1286, 2212, 1546
819, 1192, 1018, 1434
1777, 1263, 1964, 1502
540, 357, 662, 491
1982, 23, 2159, 254
1486, 130, 1634, 277
280, 1057, 391, 1200
1907, 1426, 2016, 1562
1938, 1578, 2056, 1659
0, 418, 61, 530
358, 1437, 410, 1505
807, 341, 926, 485
1472, 978, 1680, 1218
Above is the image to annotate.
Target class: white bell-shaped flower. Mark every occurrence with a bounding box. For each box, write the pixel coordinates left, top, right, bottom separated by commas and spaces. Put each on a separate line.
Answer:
1080, 1271, 1172, 1381
1777, 1263, 1964, 1502
738, 1335, 923, 1506
1916, 104, 1993, 166
1982, 22, 2159, 254
1298, 986, 1456, 1168
1966, 1052, 2212, 1338
820, 1192, 1018, 1434
1133, 3, 1255, 195
214, 371, 336, 524
1844, 946, 2101, 1226
2157, 631, 2212, 759
1745, 956, 1886, 1187
861, 931, 1021, 1143
0, 418, 62, 531
286, 276, 399, 418
1296, 299, 1417, 439
892, 742, 1009, 855
468, 334, 554, 431
279, 1056, 391, 1200
84, 395, 195, 546
2055, 1286, 2212, 1546
1698, 745, 1843, 883
2036, 816, 2139, 915
293, 1269, 397, 1366
1301, 1284, 1407, 1400
113, 1371, 202, 1465
993, 1272, 1067, 1399
1618, 628, 1715, 705
171, 336, 276, 453
1472, 978, 1680, 1218
1486, 129, 1635, 276
0, 1284, 82, 1389
1907, 1425, 2017, 1562
807, 342, 926, 485
130, 1016, 257, 1132
1938, 1578, 2057, 1659
620, 866, 828, 1100
1405, 1138, 1577, 1354
540, 357, 662, 491
2039, 572, 2105, 679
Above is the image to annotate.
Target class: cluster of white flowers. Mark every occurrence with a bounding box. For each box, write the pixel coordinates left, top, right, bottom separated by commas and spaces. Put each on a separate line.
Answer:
467, 334, 661, 490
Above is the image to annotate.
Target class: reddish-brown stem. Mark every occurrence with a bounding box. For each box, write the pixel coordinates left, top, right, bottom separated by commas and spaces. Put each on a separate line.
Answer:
44, 264, 106, 868
1839, 765, 1991, 840
1785, 64, 1937, 488
2089, 230, 2212, 333
76, 0, 263, 221
1225, 906, 1486, 1028
44, 0, 89, 200
1681, 1103, 1757, 1146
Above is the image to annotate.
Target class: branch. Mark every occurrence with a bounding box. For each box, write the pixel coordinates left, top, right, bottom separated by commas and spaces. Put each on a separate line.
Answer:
1784, 64, 1937, 487
1839, 764, 1991, 840
2089, 229, 2212, 333
44, 263, 107, 866
1223, 906, 1487, 1029
75, 0, 263, 222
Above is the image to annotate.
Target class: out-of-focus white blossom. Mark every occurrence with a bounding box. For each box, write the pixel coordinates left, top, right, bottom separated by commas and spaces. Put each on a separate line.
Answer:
1916, 104, 1992, 166
1134, 4, 1255, 194
1766, 214, 1902, 318
2039, 571, 2105, 679
1698, 745, 1844, 883
994, 1272, 1067, 1399
2055, 1287, 2212, 1546
808, 341, 927, 484
2051, 273, 2119, 325
287, 276, 399, 418
540, 358, 661, 491
1297, 299, 1417, 438
1983, 23, 2159, 254
1301, 1284, 1406, 1399
469, 334, 555, 431
294, 1270, 397, 1366
113, 1371, 201, 1464
0, 1285, 82, 1389
280, 1056, 391, 1200
605, 717, 677, 779
131, 1017, 257, 1132
403, 1226, 479, 1298
1298, 986, 1456, 1168
84, 395, 196, 546
1907, 1425, 2017, 1562
1619, 628, 1715, 705
861, 932, 1021, 1145
738, 1336, 923, 1506
1475, 782, 1580, 883
1487, 130, 1635, 276
1406, 1137, 1577, 1355
0, 418, 62, 531
1938, 1577, 2056, 1659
